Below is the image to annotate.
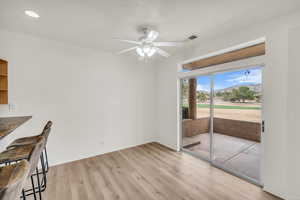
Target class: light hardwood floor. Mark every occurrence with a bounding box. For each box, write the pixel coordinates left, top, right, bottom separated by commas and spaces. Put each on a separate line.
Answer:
43, 142, 281, 200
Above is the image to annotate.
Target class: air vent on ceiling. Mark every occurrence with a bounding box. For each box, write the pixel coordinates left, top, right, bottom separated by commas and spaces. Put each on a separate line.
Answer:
188, 35, 198, 40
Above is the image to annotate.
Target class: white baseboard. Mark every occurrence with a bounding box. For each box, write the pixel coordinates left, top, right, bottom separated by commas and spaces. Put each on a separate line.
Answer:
263, 185, 286, 200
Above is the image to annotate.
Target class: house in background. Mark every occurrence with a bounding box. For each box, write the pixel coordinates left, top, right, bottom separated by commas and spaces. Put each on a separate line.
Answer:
0, 1, 300, 200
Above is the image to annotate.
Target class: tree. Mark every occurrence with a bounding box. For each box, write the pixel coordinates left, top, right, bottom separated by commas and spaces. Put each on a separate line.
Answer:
255, 94, 262, 103
216, 91, 223, 97
197, 92, 207, 102
222, 86, 256, 103
230, 89, 240, 102
238, 86, 255, 103
219, 86, 257, 102
222, 92, 232, 101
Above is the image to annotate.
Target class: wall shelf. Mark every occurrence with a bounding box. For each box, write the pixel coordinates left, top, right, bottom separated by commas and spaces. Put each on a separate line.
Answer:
0, 59, 8, 104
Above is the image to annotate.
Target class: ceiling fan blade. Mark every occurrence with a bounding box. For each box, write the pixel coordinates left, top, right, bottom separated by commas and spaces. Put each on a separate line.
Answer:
114, 38, 141, 45
153, 41, 185, 47
117, 46, 138, 55
155, 47, 170, 57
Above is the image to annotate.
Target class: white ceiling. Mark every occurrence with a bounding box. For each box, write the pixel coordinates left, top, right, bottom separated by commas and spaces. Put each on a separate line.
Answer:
1, 0, 300, 55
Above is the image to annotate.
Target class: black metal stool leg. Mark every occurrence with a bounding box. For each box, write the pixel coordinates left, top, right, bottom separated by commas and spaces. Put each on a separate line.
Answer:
35, 168, 42, 200
22, 189, 26, 200
30, 176, 37, 200
40, 154, 47, 191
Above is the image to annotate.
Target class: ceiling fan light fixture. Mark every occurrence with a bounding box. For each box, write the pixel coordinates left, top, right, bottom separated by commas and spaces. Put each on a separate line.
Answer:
136, 47, 145, 57
143, 45, 151, 54
116, 28, 182, 59
147, 30, 159, 41
136, 45, 156, 57
147, 48, 156, 57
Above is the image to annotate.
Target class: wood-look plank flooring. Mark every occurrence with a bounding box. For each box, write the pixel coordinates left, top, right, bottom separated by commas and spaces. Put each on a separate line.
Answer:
43, 142, 281, 200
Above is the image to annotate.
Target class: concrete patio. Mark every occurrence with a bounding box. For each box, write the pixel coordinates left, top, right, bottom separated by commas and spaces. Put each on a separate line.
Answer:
183, 133, 260, 182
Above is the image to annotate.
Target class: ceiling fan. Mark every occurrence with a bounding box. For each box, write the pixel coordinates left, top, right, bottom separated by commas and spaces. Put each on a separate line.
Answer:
115, 27, 185, 60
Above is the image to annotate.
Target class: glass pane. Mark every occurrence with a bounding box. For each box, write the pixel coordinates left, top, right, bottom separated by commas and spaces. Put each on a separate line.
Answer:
212, 66, 262, 182
181, 75, 212, 160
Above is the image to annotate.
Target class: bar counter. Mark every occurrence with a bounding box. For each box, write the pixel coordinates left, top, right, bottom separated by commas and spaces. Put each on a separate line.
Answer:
0, 116, 32, 140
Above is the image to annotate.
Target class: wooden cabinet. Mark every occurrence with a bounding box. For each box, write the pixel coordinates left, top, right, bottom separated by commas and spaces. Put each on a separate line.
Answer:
0, 59, 8, 104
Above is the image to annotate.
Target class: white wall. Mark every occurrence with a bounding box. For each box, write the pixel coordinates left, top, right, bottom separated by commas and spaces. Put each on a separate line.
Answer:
286, 26, 300, 200
155, 11, 300, 199
0, 30, 157, 166
1, 9, 300, 200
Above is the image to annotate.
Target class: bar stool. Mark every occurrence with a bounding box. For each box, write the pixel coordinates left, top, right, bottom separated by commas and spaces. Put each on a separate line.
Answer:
7, 121, 52, 172
7, 121, 52, 192
0, 160, 30, 200
0, 137, 45, 200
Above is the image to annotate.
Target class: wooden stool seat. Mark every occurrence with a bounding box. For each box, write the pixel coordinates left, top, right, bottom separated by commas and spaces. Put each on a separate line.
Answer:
7, 121, 52, 149
8, 136, 41, 148
0, 160, 30, 200
0, 144, 35, 164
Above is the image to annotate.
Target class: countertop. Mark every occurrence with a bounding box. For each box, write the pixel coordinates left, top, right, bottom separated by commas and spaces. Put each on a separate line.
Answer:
0, 116, 32, 140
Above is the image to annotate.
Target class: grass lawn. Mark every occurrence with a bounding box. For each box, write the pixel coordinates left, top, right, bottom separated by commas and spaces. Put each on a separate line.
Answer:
197, 104, 261, 110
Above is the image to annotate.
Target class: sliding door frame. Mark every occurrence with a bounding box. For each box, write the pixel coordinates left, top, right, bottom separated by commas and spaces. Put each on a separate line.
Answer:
178, 55, 266, 186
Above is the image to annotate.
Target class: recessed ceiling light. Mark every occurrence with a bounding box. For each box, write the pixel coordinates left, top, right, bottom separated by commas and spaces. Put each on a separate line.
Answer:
25, 10, 40, 18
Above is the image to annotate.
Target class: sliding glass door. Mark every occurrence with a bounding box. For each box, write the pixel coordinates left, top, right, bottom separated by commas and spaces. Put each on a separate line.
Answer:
181, 75, 212, 161
181, 66, 262, 184
212, 67, 262, 183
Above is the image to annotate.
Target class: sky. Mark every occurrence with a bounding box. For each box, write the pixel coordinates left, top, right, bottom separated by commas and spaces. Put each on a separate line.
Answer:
196, 66, 262, 92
